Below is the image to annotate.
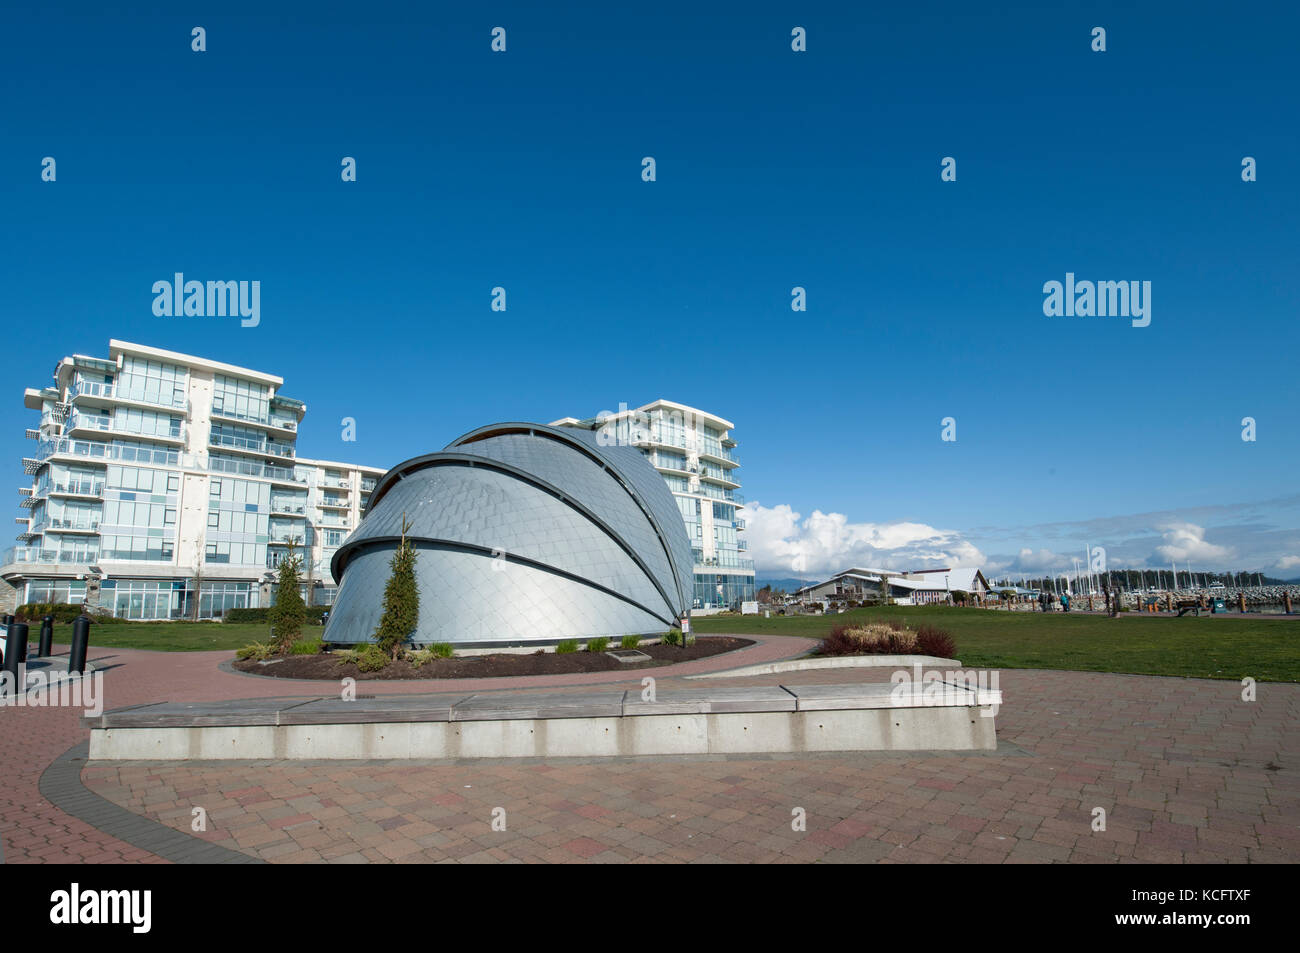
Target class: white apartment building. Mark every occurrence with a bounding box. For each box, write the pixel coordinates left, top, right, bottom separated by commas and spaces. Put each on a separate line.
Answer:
2, 340, 385, 619
552, 400, 755, 611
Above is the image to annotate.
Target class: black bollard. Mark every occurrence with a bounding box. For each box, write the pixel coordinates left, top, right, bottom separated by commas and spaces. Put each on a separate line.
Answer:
6, 621, 29, 669
37, 615, 54, 658
3, 622, 24, 682
69, 617, 90, 675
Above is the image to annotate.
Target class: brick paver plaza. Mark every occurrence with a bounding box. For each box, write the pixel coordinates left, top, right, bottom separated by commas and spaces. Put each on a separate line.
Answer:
4, 636, 1297, 864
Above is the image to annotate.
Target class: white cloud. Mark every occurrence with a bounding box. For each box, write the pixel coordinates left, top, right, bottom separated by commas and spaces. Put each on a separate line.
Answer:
745, 501, 986, 579
1152, 522, 1233, 564
1277, 555, 1300, 571
1012, 548, 1069, 572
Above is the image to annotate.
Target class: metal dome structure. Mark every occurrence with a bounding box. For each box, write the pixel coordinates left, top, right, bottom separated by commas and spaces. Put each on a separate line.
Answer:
325, 422, 693, 646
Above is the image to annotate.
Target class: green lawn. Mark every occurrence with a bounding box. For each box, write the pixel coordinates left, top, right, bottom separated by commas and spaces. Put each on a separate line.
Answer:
692, 606, 1300, 682
37, 621, 289, 652
19, 606, 1297, 682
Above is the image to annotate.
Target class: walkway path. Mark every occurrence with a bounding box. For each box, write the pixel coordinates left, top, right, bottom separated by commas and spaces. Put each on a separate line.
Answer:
1, 635, 808, 863
4, 637, 1298, 864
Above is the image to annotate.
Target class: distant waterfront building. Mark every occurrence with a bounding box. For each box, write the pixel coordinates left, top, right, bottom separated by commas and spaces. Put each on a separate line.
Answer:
793, 567, 991, 605
2, 340, 384, 618
552, 400, 754, 610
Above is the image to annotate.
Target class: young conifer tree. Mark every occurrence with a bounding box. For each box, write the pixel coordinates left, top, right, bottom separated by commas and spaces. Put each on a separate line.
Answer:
374, 513, 420, 659
270, 540, 306, 654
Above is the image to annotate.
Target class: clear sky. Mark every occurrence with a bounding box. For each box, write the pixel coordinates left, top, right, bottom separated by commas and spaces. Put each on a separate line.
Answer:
3, 1, 1297, 579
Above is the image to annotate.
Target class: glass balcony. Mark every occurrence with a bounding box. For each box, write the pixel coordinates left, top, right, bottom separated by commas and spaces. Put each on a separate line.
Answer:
206, 455, 306, 483
1, 545, 98, 566
50, 480, 105, 497
209, 431, 294, 458
38, 438, 178, 467
74, 379, 187, 410
48, 518, 100, 533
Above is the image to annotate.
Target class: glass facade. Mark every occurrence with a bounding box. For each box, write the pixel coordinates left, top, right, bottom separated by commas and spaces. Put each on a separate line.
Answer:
200, 581, 257, 618
694, 572, 755, 609
99, 462, 176, 562
212, 374, 270, 424
25, 578, 87, 604
206, 476, 270, 566
117, 357, 187, 407
7, 342, 386, 617
101, 579, 190, 620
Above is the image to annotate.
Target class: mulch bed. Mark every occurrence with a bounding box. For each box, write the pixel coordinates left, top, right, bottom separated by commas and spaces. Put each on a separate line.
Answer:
231, 636, 754, 680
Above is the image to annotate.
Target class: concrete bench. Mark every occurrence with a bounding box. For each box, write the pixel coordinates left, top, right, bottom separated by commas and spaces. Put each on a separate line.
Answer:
86, 680, 1002, 760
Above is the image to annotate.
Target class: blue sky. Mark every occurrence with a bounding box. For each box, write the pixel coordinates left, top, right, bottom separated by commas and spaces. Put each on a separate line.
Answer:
2, 2, 1297, 578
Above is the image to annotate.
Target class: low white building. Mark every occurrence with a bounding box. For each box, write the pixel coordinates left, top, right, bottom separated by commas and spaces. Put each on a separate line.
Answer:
793, 567, 990, 606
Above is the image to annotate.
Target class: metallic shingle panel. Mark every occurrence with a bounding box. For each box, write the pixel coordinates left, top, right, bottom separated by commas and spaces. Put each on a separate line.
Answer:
329, 544, 671, 646
328, 423, 692, 645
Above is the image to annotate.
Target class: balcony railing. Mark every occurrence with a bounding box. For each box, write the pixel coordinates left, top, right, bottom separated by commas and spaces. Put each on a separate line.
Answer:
699, 446, 740, 466
49, 517, 100, 532
209, 431, 294, 458
207, 455, 306, 483
51, 481, 104, 497
65, 412, 184, 444
1, 545, 98, 566
38, 438, 179, 467
64, 412, 112, 433
75, 379, 187, 410
695, 554, 755, 571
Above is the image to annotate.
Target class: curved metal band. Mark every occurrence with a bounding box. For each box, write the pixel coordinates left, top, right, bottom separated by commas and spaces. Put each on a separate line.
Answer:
334, 453, 682, 619
334, 535, 677, 630
448, 422, 690, 610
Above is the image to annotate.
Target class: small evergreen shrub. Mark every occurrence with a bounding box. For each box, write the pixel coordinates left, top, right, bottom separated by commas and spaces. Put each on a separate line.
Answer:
586, 637, 610, 653
409, 642, 455, 667
15, 603, 86, 624
354, 644, 388, 672
661, 629, 681, 646
556, 639, 579, 654
236, 641, 274, 661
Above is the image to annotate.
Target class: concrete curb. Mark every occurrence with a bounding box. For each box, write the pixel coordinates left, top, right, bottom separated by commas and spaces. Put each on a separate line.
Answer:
688, 654, 961, 679
38, 740, 263, 864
